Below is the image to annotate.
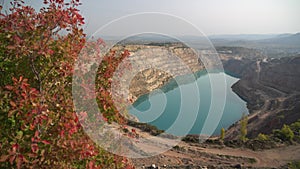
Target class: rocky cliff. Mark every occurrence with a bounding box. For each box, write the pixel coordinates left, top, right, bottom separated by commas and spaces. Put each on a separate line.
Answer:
225, 55, 300, 139
112, 43, 204, 101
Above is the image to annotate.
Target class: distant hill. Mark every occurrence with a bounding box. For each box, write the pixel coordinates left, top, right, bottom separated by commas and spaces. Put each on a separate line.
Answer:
210, 33, 300, 47
209, 34, 279, 41
98, 33, 300, 57
256, 33, 300, 47
210, 33, 300, 58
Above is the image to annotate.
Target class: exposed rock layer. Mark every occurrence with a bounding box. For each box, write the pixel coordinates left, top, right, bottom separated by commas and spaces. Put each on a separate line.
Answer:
225, 55, 300, 139
112, 44, 204, 101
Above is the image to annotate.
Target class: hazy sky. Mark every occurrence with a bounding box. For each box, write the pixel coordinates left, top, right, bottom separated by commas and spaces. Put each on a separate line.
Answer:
77, 0, 300, 36
12, 0, 300, 36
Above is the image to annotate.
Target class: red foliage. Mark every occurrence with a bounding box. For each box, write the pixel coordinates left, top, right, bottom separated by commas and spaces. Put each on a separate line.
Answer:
0, 0, 134, 168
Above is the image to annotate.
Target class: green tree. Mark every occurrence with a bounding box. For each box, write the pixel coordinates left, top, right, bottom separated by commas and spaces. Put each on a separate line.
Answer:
240, 113, 248, 142
220, 128, 225, 141
273, 124, 294, 142
290, 120, 300, 133
257, 133, 269, 141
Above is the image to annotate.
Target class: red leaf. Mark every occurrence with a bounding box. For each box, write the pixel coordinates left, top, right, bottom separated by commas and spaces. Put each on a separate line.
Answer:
10, 101, 17, 107
74, 115, 78, 123
41, 140, 50, 145
18, 76, 23, 82
60, 130, 65, 137
27, 153, 37, 158
9, 155, 15, 165
40, 115, 48, 120
30, 88, 38, 93
88, 160, 95, 169
5, 85, 14, 90
8, 110, 17, 117
7, 45, 15, 50
31, 144, 38, 153
0, 155, 9, 162
34, 130, 39, 138
70, 141, 74, 149
16, 155, 23, 169
12, 143, 19, 153
21, 92, 27, 100
29, 123, 35, 130
79, 111, 87, 121
47, 49, 54, 55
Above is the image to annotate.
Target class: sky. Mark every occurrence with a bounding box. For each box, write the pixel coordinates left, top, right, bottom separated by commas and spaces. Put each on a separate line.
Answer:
77, 0, 300, 36
6, 0, 300, 36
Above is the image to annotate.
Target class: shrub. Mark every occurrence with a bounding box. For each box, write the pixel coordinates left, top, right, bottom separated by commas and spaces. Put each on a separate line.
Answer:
273, 125, 294, 142
257, 133, 269, 141
288, 161, 300, 169
220, 128, 225, 141
290, 120, 300, 133
239, 113, 248, 142
0, 1, 133, 168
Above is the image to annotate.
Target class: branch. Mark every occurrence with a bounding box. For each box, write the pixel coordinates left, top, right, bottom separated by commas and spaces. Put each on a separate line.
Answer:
29, 55, 42, 92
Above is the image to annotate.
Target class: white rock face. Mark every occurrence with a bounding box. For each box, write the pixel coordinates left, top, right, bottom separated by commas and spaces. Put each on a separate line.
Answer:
111, 44, 204, 103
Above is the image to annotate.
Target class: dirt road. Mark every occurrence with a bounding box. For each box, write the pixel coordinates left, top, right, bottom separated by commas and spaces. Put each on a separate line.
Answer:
131, 139, 300, 168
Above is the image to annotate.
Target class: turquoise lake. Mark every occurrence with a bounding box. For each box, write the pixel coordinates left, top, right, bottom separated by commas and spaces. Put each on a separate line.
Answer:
129, 71, 248, 136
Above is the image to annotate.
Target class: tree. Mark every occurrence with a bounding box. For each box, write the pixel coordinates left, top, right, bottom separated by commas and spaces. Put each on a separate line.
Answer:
240, 113, 248, 142
276, 125, 294, 142
290, 119, 300, 133
220, 127, 225, 141
257, 133, 269, 141
0, 1, 133, 168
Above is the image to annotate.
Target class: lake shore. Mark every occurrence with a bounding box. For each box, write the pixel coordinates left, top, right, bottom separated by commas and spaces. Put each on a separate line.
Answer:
127, 71, 248, 137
